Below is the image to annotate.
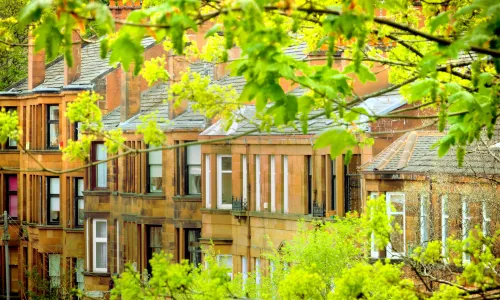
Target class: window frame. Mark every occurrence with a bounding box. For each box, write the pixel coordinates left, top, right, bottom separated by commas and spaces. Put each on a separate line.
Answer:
331, 158, 336, 211
6, 107, 18, 149
92, 218, 108, 273
307, 156, 313, 214
185, 144, 201, 195
46, 105, 60, 150
147, 147, 163, 193
270, 155, 276, 213
5, 174, 18, 219
420, 193, 429, 247
73, 121, 82, 141
462, 197, 471, 264
217, 154, 233, 209
216, 254, 233, 279
441, 194, 449, 257
255, 155, 261, 212
242, 155, 248, 205
47, 177, 61, 225
205, 155, 211, 208
283, 155, 288, 214
75, 177, 84, 228
386, 192, 406, 258
369, 192, 379, 259
91, 142, 107, 189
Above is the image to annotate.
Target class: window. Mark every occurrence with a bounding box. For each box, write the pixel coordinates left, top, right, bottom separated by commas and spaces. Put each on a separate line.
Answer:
462, 197, 471, 264
47, 105, 60, 149
93, 219, 107, 273
255, 258, 261, 285
283, 155, 288, 214
76, 258, 84, 291
242, 155, 248, 205
75, 178, 84, 227
420, 193, 429, 246
270, 155, 276, 213
6, 175, 18, 219
386, 192, 405, 258
217, 255, 233, 279
48, 254, 61, 288
185, 229, 201, 267
93, 143, 107, 189
74, 121, 82, 141
241, 256, 248, 284
6, 108, 17, 148
441, 194, 449, 257
483, 201, 491, 236
148, 148, 162, 193
147, 226, 162, 271
307, 156, 313, 214
217, 155, 232, 209
255, 155, 261, 212
186, 145, 201, 195
369, 192, 379, 259
47, 177, 60, 225
331, 159, 336, 211
205, 155, 211, 208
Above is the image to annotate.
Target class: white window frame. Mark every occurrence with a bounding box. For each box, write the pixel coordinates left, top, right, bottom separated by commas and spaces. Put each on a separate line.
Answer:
242, 155, 248, 205
483, 201, 490, 237
462, 197, 471, 264
255, 258, 261, 285
369, 192, 379, 259
283, 155, 288, 214
255, 155, 261, 212
205, 155, 211, 208
217, 155, 232, 209
217, 254, 233, 279
93, 219, 108, 273
241, 256, 248, 285
386, 192, 406, 259
441, 194, 449, 257
270, 155, 276, 213
420, 193, 429, 247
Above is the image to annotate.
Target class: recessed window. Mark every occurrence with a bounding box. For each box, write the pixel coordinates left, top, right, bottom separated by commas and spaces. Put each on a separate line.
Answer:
6, 107, 17, 149
6, 175, 18, 219
48, 254, 61, 288
148, 148, 162, 193
75, 178, 84, 227
74, 121, 82, 141
185, 229, 201, 267
93, 219, 108, 273
47, 105, 59, 149
331, 159, 336, 211
217, 155, 232, 209
92, 143, 107, 189
47, 177, 60, 225
307, 156, 313, 214
186, 145, 201, 195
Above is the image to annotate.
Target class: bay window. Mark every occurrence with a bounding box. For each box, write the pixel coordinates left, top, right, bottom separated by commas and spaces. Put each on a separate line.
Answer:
186, 145, 201, 195
75, 178, 84, 227
93, 219, 108, 273
386, 192, 405, 258
148, 148, 162, 193
47, 105, 59, 149
217, 155, 232, 209
47, 177, 60, 225
92, 143, 107, 189
6, 175, 18, 219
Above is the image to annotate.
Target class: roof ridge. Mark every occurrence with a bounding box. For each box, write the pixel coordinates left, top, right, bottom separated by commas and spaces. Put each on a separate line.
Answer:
373, 132, 410, 171
396, 131, 418, 169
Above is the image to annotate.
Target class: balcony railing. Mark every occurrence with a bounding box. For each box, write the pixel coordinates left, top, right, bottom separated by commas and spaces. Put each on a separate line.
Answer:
232, 196, 248, 212
312, 201, 325, 218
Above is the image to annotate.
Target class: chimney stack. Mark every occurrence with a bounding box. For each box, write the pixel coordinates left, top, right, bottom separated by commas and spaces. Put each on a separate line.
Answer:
109, 0, 142, 23
64, 30, 82, 86
120, 65, 142, 122
28, 30, 45, 90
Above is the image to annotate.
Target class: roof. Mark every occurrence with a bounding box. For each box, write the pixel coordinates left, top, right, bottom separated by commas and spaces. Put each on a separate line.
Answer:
201, 89, 407, 137
361, 130, 500, 176
6, 38, 156, 93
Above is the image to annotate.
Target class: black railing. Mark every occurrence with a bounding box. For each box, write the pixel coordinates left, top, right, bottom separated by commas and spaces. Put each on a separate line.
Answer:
312, 201, 325, 217
232, 196, 248, 212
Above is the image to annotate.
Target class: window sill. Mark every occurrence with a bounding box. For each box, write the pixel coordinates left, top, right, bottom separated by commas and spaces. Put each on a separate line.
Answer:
200, 208, 231, 215
36, 225, 63, 229
83, 271, 111, 277
30, 149, 62, 153
64, 227, 84, 232
83, 190, 112, 196
172, 195, 202, 202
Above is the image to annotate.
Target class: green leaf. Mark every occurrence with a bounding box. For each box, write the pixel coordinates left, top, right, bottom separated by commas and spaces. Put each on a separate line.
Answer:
204, 24, 222, 38
19, 0, 51, 25
109, 33, 145, 74
429, 11, 451, 34
314, 127, 357, 159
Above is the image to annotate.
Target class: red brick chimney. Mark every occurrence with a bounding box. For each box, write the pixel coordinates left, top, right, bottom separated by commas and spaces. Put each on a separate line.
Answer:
109, 0, 142, 23
214, 47, 241, 80
64, 30, 81, 85
28, 30, 45, 90
120, 65, 141, 122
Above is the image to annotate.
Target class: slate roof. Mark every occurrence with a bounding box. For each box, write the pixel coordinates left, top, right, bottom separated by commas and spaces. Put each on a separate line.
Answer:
361, 130, 500, 176
6, 38, 156, 93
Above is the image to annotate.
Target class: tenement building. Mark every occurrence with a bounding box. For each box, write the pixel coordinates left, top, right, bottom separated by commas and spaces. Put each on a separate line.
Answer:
0, 2, 438, 298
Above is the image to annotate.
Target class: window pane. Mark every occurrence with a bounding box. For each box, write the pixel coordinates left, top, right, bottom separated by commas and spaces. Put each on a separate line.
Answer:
77, 178, 84, 196
97, 163, 107, 188
95, 221, 107, 238
50, 197, 60, 222
148, 149, 162, 164
49, 123, 59, 147
49, 106, 59, 120
9, 195, 18, 218
149, 165, 162, 192
221, 173, 232, 205
390, 214, 405, 253
49, 178, 60, 194
187, 145, 201, 165
8, 138, 17, 147
221, 157, 232, 171
8, 176, 17, 191
77, 199, 84, 226
188, 166, 201, 195
95, 242, 107, 269
149, 227, 162, 248
96, 144, 107, 160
